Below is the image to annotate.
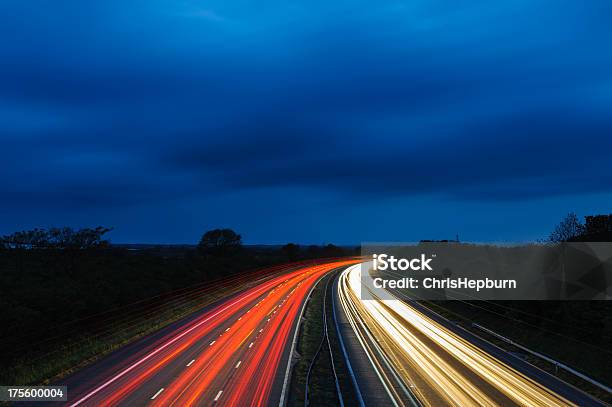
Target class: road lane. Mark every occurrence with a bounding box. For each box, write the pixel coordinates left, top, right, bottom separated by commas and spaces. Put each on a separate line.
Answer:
56, 259, 359, 406
335, 263, 604, 407
332, 276, 405, 407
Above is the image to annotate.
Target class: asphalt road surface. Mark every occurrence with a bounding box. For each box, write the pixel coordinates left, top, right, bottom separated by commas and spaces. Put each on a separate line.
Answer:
334, 263, 606, 407
50, 259, 359, 407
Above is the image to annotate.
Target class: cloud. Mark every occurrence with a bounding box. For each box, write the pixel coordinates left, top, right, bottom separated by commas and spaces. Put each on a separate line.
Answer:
1, 0, 612, 241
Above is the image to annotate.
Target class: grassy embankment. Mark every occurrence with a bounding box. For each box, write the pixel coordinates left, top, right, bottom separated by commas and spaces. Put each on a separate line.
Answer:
288, 271, 359, 407
0, 245, 352, 386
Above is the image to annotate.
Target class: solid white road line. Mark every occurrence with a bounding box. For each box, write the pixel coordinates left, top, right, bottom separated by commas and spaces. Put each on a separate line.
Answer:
151, 388, 164, 400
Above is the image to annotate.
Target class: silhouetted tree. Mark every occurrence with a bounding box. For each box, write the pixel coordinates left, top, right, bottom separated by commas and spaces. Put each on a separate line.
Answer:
0, 226, 111, 250
281, 243, 299, 261
0, 226, 112, 276
549, 212, 585, 242
198, 229, 242, 255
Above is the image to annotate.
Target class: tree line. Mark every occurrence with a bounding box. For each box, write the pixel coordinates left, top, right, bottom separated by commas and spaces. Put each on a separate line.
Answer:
1, 227, 111, 250
549, 212, 612, 242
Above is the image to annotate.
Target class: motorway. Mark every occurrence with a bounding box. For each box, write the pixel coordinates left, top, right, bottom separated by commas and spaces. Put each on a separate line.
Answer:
56, 259, 359, 406
43, 258, 605, 407
335, 263, 605, 407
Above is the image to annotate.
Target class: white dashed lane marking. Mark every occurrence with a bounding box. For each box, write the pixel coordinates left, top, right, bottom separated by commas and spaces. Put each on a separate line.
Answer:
214, 390, 223, 402
151, 388, 164, 400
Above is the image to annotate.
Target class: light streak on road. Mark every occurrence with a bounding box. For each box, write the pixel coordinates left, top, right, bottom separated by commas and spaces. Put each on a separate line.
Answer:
337, 263, 576, 407
66, 259, 360, 406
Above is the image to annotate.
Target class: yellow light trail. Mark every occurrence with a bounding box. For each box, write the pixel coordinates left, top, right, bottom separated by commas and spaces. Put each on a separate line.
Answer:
337, 263, 575, 407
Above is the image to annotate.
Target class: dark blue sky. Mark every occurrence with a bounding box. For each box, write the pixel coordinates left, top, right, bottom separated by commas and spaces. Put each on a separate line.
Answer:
1, 1, 611, 244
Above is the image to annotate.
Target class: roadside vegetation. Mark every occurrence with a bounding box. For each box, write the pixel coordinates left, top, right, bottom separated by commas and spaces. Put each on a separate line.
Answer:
288, 271, 359, 407
0, 226, 356, 385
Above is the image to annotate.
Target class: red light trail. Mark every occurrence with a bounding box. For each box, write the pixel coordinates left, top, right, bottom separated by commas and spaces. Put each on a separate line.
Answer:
67, 259, 359, 406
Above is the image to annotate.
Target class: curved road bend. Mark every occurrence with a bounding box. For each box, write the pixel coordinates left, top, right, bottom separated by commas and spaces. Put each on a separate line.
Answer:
50, 259, 359, 407
334, 263, 605, 407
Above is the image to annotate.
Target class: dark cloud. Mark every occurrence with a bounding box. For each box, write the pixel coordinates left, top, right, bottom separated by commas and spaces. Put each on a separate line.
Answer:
1, 0, 612, 242
160, 107, 612, 201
